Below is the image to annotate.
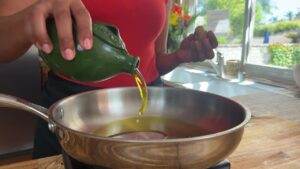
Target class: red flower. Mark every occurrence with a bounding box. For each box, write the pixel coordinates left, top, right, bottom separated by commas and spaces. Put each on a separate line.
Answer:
172, 3, 182, 15
183, 14, 192, 22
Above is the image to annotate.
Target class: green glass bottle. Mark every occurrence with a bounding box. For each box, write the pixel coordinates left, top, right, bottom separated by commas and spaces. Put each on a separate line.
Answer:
39, 20, 139, 82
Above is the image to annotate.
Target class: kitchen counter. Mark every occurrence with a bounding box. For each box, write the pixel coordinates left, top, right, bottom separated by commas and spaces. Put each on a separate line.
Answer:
0, 91, 300, 169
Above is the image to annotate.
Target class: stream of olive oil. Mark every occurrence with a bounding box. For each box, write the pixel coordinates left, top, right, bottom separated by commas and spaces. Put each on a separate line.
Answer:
91, 70, 216, 139
132, 69, 148, 117
93, 69, 213, 139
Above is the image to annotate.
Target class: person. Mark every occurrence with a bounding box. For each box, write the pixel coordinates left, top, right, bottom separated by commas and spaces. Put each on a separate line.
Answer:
263, 31, 270, 44
0, 0, 218, 158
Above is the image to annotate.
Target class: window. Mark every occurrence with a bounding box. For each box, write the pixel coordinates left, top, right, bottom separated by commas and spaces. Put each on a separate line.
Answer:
168, 0, 246, 62
247, 0, 300, 69
169, 0, 300, 85
196, 0, 246, 63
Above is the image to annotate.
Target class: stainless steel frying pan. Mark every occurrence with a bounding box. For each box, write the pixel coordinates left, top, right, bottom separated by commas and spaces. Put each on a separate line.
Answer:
0, 87, 250, 169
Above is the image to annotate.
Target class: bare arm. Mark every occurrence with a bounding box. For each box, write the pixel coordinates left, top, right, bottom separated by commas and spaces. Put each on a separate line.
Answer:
0, 0, 93, 63
155, 0, 218, 75
0, 0, 36, 62
155, 0, 179, 75
0, 0, 37, 16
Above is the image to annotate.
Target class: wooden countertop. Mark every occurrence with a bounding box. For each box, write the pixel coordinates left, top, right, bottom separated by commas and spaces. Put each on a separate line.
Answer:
0, 92, 300, 169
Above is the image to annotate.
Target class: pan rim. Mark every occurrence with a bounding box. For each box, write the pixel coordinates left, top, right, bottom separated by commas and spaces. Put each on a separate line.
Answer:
49, 87, 251, 143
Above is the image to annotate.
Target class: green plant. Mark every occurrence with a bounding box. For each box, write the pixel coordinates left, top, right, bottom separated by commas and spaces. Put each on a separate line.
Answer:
255, 20, 300, 36
217, 36, 229, 44
269, 44, 293, 67
293, 47, 300, 65
269, 44, 300, 67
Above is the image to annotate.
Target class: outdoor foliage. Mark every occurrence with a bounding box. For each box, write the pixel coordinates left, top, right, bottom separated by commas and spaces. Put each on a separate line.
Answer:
201, 0, 268, 37
293, 47, 300, 65
168, 0, 272, 46
217, 36, 229, 44
255, 20, 300, 36
269, 44, 300, 67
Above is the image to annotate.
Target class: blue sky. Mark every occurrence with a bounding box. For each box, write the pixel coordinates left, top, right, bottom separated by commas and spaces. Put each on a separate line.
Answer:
265, 0, 300, 21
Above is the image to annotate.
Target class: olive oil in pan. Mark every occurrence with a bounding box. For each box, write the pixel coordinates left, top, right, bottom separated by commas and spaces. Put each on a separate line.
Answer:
92, 116, 214, 140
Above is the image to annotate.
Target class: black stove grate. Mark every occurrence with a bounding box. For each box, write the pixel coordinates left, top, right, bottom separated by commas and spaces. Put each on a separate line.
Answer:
63, 151, 230, 169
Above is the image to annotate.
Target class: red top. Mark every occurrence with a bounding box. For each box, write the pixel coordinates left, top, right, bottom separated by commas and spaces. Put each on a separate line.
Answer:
72, 0, 168, 88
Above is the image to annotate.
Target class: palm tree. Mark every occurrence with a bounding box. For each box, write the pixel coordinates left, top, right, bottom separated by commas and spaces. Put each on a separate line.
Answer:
286, 11, 294, 21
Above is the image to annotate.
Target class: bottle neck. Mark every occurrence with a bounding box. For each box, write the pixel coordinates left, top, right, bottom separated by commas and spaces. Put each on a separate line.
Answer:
121, 55, 140, 74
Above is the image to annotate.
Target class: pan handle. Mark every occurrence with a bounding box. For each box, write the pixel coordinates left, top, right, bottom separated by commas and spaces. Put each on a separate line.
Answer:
0, 94, 48, 121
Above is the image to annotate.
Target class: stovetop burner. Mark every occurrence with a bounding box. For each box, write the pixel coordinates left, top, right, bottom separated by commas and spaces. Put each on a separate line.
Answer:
62, 151, 230, 169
